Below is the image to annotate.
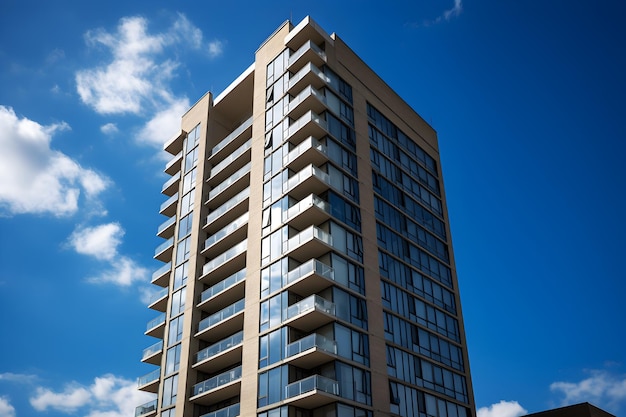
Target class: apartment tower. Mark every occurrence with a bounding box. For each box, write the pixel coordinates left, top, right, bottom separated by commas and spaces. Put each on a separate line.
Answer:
136, 17, 476, 417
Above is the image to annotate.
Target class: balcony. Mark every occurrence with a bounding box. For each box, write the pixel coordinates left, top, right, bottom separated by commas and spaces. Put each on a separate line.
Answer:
206, 162, 251, 209
284, 375, 339, 408
207, 139, 252, 187
135, 399, 157, 417
147, 287, 168, 312
200, 403, 240, 417
288, 62, 327, 96
200, 240, 247, 286
190, 366, 242, 405
284, 164, 331, 200
288, 40, 327, 73
141, 340, 163, 365
285, 333, 337, 369
154, 237, 174, 262
209, 116, 253, 164
137, 368, 160, 393
198, 268, 246, 313
195, 299, 245, 343
159, 192, 178, 217
284, 226, 332, 262
284, 194, 331, 230
204, 187, 250, 234
284, 137, 328, 172
201, 213, 249, 259
156, 216, 176, 239
161, 172, 180, 196
288, 85, 327, 120
164, 130, 185, 155
194, 331, 244, 373
164, 151, 183, 175
286, 110, 328, 146
284, 294, 335, 332
145, 313, 166, 338
151, 262, 171, 287
283, 259, 334, 297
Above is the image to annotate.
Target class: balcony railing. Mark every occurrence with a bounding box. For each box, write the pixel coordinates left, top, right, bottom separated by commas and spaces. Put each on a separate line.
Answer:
147, 288, 168, 306
285, 259, 334, 286
200, 269, 246, 304
287, 111, 327, 140
164, 150, 183, 175
288, 40, 327, 69
135, 399, 157, 417
285, 194, 329, 221
202, 239, 248, 276
204, 213, 249, 251
208, 139, 251, 180
285, 226, 332, 253
285, 333, 337, 358
196, 331, 244, 363
286, 294, 335, 320
157, 216, 176, 236
284, 164, 330, 195
192, 366, 242, 396
161, 172, 180, 194
207, 162, 251, 202
284, 136, 327, 167
146, 313, 165, 332
206, 187, 250, 226
142, 341, 163, 360
285, 375, 339, 398
137, 369, 160, 387
200, 403, 240, 417
154, 237, 174, 257
159, 192, 178, 214
210, 116, 253, 159
198, 299, 245, 333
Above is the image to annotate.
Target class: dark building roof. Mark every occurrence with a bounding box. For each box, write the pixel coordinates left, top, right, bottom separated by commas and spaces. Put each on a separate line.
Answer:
523, 403, 615, 417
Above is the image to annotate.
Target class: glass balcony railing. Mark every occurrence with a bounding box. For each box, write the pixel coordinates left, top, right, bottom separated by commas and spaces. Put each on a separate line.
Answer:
137, 369, 160, 387
147, 288, 167, 305
285, 333, 337, 358
284, 137, 327, 167
198, 299, 245, 333
202, 240, 248, 276
289, 40, 326, 68
204, 213, 249, 250
208, 162, 251, 201
142, 341, 163, 360
285, 259, 333, 286
146, 313, 165, 332
159, 192, 178, 213
285, 375, 339, 399
206, 187, 250, 226
157, 216, 176, 235
200, 269, 246, 304
210, 117, 253, 158
151, 262, 171, 283
161, 172, 180, 193
193, 366, 242, 396
200, 403, 240, 417
196, 331, 244, 363
283, 165, 330, 194
287, 111, 327, 139
288, 62, 327, 92
284, 194, 330, 222
154, 237, 174, 257
285, 226, 332, 253
135, 399, 157, 417
288, 85, 326, 113
286, 294, 335, 320
209, 139, 251, 179
165, 151, 182, 173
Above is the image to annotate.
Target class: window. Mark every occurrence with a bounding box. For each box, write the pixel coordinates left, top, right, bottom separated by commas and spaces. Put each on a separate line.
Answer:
165, 344, 181, 375
162, 375, 178, 407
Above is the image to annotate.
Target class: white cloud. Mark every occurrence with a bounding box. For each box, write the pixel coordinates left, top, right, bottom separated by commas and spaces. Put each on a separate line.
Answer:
68, 222, 148, 287
551, 369, 626, 411
477, 400, 527, 417
0, 372, 38, 383
0, 105, 110, 217
30, 374, 154, 417
443, 0, 463, 20
69, 223, 123, 261
0, 396, 15, 417
100, 123, 118, 135
136, 97, 189, 149
208, 40, 224, 58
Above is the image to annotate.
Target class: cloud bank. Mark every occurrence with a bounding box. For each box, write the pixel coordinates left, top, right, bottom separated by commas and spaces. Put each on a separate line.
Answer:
0, 106, 109, 217
477, 400, 527, 417
551, 369, 626, 412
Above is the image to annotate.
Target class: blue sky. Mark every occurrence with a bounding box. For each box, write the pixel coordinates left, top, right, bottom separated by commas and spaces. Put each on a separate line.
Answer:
1, 1, 625, 417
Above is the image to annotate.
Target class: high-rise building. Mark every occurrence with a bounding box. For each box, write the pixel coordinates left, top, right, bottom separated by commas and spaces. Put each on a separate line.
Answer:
136, 16, 476, 417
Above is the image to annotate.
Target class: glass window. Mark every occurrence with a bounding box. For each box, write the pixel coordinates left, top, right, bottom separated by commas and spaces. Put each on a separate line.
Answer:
162, 374, 178, 407
165, 344, 181, 375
